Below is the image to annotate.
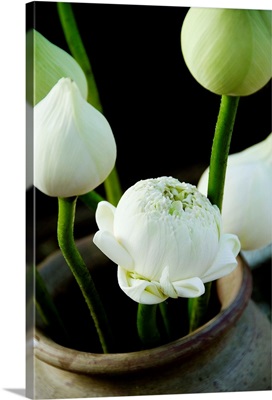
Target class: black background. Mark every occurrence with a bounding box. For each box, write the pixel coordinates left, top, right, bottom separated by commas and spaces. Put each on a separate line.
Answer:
26, 2, 271, 263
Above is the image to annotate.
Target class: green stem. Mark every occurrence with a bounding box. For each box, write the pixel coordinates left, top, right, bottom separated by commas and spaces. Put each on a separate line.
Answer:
159, 301, 174, 341
137, 304, 161, 348
57, 2, 102, 112
188, 95, 240, 332
57, 2, 122, 206
57, 196, 113, 353
79, 190, 105, 211
188, 283, 212, 333
103, 167, 123, 207
35, 267, 70, 345
207, 95, 240, 210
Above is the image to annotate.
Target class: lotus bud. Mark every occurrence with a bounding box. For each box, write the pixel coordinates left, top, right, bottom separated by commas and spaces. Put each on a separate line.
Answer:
34, 77, 116, 198
197, 134, 272, 250
26, 29, 88, 105
93, 177, 240, 304
181, 9, 272, 96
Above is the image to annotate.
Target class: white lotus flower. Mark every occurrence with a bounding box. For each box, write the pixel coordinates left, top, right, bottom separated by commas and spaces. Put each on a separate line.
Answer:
197, 134, 272, 250
26, 29, 88, 106
93, 177, 240, 304
34, 77, 116, 198
181, 9, 271, 96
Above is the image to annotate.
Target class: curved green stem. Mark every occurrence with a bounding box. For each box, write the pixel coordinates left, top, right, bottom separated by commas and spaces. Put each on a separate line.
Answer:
137, 304, 161, 348
188, 95, 240, 332
57, 196, 113, 353
57, 2, 122, 206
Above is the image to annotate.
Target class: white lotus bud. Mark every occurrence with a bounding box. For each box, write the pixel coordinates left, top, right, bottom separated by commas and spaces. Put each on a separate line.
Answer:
197, 134, 272, 250
93, 177, 240, 304
34, 78, 116, 198
181, 9, 272, 96
26, 29, 88, 105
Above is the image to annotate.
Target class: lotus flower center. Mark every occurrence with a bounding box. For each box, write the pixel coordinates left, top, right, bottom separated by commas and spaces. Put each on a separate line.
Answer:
132, 177, 220, 236
138, 178, 209, 215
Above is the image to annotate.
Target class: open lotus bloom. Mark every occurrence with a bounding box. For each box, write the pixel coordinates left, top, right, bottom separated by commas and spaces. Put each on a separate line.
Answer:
34, 77, 116, 197
26, 29, 88, 105
197, 134, 272, 251
181, 9, 271, 96
93, 177, 240, 304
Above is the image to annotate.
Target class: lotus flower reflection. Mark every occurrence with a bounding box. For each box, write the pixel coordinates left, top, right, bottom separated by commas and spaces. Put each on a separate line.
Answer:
93, 177, 240, 304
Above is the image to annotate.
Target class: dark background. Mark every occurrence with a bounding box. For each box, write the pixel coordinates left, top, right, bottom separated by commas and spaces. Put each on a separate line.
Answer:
26, 2, 271, 264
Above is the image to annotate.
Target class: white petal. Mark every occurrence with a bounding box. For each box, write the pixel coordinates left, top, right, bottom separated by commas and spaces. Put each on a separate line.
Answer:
159, 266, 178, 298
95, 201, 116, 233
93, 231, 133, 268
197, 167, 209, 196
172, 277, 205, 298
222, 164, 272, 250
201, 233, 240, 283
117, 267, 167, 304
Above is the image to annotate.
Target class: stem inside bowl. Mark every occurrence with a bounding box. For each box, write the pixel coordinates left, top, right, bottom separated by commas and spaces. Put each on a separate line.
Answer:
37, 237, 223, 353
